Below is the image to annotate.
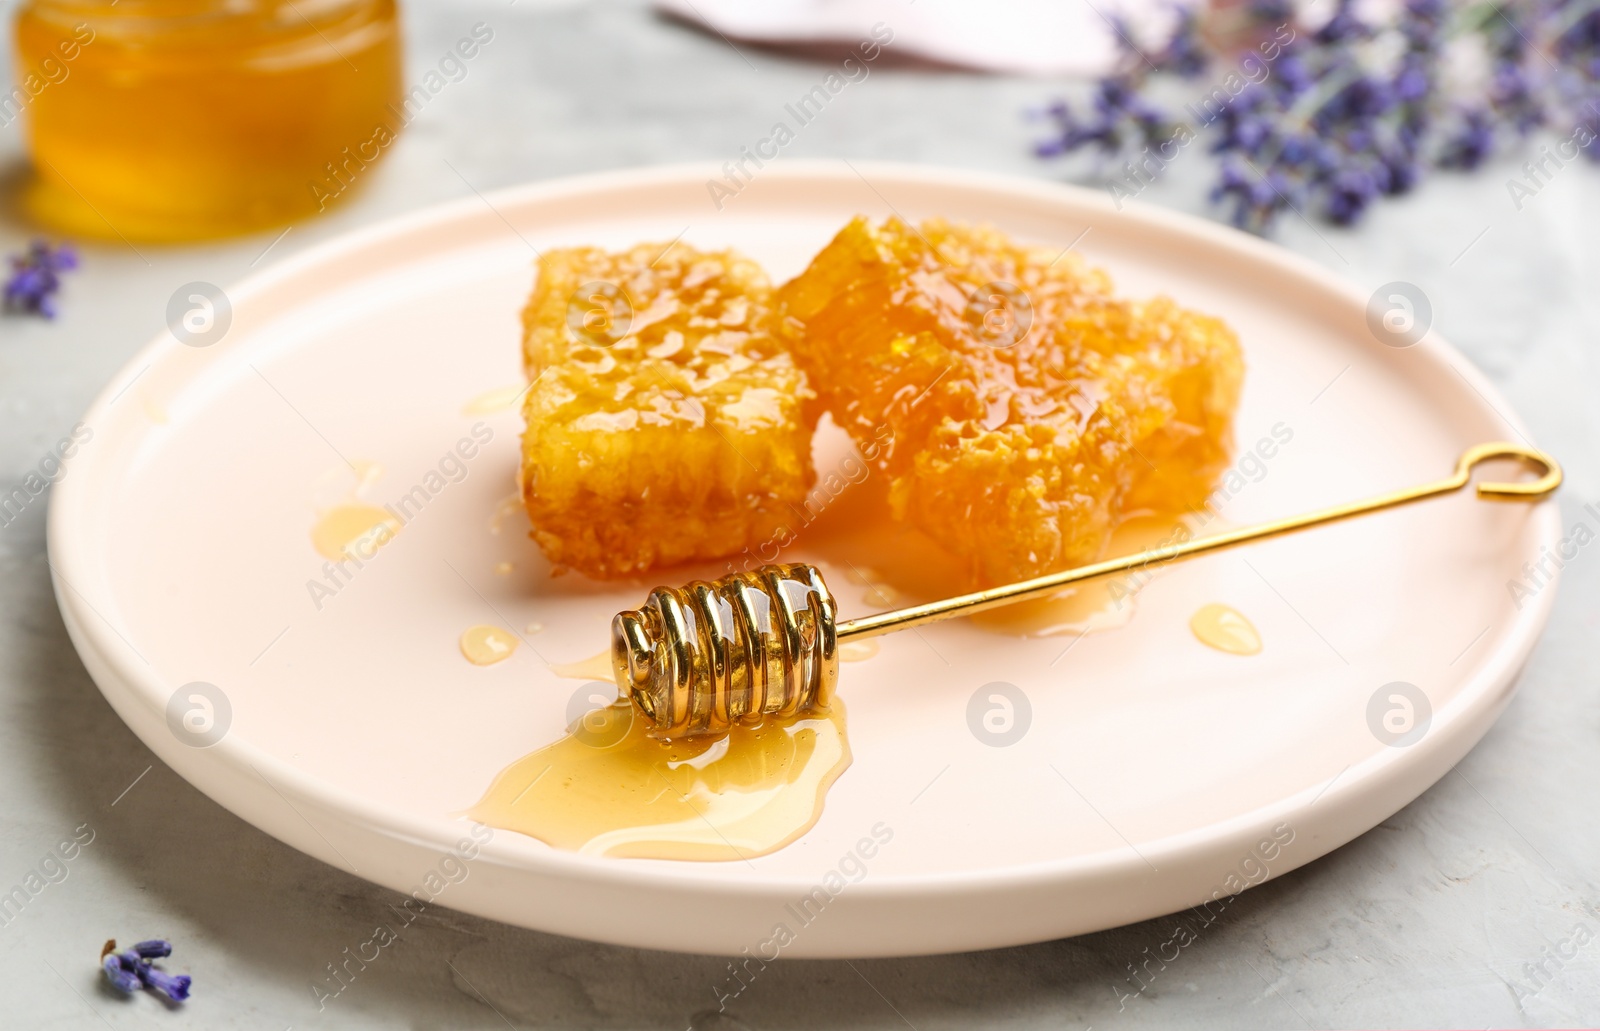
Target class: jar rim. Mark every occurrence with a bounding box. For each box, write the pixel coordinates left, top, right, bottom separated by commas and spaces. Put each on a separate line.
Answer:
22, 0, 388, 37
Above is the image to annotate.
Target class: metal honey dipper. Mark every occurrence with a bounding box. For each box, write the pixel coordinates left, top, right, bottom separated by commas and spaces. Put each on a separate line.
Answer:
610, 442, 1561, 738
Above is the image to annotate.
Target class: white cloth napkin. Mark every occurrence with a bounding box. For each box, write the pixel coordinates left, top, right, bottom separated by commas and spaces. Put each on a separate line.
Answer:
655, 0, 1191, 77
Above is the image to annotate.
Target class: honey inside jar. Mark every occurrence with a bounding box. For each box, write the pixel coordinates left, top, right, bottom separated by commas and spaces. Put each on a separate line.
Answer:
12, 0, 403, 241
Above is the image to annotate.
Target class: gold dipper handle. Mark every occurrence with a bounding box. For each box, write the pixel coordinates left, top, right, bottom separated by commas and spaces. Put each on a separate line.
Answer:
612, 442, 1559, 736
836, 442, 1562, 642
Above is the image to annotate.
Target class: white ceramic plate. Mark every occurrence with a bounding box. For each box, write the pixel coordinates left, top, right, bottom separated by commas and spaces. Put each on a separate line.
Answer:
50, 162, 1560, 957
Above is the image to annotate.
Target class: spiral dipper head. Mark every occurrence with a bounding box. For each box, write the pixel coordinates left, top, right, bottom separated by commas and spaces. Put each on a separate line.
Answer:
610, 563, 839, 737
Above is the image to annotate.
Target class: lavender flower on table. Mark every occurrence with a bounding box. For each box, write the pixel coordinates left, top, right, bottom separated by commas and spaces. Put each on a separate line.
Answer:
137, 963, 192, 1002
99, 939, 190, 1003
102, 953, 141, 994
3, 240, 77, 318
1033, 78, 1178, 167
129, 939, 173, 959
1033, 0, 1600, 231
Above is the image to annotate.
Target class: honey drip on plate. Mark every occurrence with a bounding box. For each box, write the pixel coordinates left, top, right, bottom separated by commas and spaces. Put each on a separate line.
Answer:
311, 504, 400, 562
844, 568, 902, 607
489, 492, 524, 536
839, 639, 880, 662
469, 700, 850, 860
310, 461, 400, 561
551, 649, 614, 681
460, 625, 519, 665
971, 513, 1202, 637
141, 393, 170, 426
1189, 603, 1262, 655
463, 385, 526, 415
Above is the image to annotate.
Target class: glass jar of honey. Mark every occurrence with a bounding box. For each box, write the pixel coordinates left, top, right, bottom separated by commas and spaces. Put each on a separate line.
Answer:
10, 0, 403, 242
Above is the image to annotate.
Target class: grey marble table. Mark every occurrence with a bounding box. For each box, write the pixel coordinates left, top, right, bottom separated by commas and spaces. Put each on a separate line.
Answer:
3, 1, 1599, 1026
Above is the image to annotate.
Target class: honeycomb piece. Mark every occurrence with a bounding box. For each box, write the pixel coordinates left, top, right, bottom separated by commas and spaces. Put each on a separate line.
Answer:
775, 217, 1243, 587
520, 242, 815, 579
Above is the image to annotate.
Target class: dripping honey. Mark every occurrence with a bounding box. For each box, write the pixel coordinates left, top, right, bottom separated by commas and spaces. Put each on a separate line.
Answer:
1190, 603, 1262, 655
460, 625, 519, 666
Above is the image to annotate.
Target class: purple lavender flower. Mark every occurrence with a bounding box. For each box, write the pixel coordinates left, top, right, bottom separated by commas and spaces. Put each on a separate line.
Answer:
98, 939, 190, 1003
1211, 159, 1299, 231
1033, 76, 1177, 169
1157, 7, 1209, 78
3, 240, 77, 319
1393, 57, 1430, 103
1439, 108, 1497, 169
1325, 165, 1381, 223
136, 964, 192, 1002
1033, 0, 1600, 231
1315, 0, 1372, 45
1249, 0, 1294, 25
102, 953, 141, 994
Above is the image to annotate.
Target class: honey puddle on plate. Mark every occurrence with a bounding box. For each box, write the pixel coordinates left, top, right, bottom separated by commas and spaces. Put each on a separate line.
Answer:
468, 699, 851, 860
1189, 603, 1262, 655
460, 625, 519, 665
311, 504, 400, 561
310, 461, 401, 562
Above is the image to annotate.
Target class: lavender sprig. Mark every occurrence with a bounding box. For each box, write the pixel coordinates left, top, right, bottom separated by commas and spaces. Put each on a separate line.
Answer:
137, 964, 192, 1002
3, 240, 77, 318
130, 939, 173, 959
99, 939, 190, 1003
1034, 0, 1600, 231
102, 954, 141, 994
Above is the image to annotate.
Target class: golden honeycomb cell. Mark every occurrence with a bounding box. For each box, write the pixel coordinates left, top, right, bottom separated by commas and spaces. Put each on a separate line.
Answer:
520, 242, 815, 579
774, 216, 1243, 587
